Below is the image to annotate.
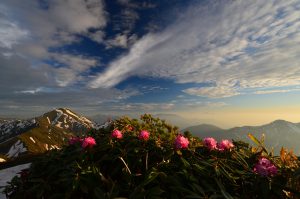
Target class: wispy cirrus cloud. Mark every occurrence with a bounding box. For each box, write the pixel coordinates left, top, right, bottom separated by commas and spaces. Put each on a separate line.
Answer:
90, 0, 300, 98
254, 88, 300, 95
89, 33, 169, 88
104, 33, 138, 49
110, 102, 175, 111
183, 86, 240, 98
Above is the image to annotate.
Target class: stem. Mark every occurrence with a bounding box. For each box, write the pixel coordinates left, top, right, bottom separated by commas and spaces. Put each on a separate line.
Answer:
119, 157, 132, 175
145, 151, 148, 171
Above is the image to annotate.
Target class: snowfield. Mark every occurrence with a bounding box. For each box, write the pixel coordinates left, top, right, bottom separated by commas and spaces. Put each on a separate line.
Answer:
0, 163, 31, 199
6, 140, 27, 158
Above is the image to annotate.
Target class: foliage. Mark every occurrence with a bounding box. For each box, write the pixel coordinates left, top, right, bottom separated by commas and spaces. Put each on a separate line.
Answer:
3, 114, 300, 199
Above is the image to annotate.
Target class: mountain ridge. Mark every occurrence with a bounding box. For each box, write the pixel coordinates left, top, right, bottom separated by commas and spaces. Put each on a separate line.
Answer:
2, 108, 300, 162
0, 108, 108, 162
184, 119, 300, 155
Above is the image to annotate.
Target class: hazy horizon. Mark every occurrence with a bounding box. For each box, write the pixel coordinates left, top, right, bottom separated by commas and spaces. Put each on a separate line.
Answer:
1, 107, 300, 129
1, 0, 300, 128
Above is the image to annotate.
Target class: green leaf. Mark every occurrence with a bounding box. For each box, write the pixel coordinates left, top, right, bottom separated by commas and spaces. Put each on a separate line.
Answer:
190, 183, 205, 196
215, 178, 234, 199
181, 157, 191, 168
247, 133, 268, 153
142, 171, 160, 186
247, 133, 261, 146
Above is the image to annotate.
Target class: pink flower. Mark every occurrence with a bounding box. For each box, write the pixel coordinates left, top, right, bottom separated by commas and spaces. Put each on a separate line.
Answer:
112, 129, 123, 139
139, 130, 150, 141
203, 137, 217, 150
174, 135, 189, 149
68, 137, 82, 145
253, 157, 278, 177
217, 139, 234, 151
82, 137, 96, 149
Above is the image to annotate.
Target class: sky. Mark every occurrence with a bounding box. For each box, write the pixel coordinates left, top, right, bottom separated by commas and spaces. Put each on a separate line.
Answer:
0, 0, 300, 128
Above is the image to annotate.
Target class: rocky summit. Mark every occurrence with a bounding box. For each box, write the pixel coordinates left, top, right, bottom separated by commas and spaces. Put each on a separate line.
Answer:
0, 108, 108, 162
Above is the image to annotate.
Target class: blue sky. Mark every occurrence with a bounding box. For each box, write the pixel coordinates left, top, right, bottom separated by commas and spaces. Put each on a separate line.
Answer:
0, 0, 300, 127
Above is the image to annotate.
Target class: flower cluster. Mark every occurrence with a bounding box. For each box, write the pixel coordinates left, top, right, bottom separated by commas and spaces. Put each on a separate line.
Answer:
111, 129, 150, 141
112, 129, 123, 139
69, 136, 96, 149
139, 130, 150, 141
203, 137, 218, 150
82, 137, 96, 149
218, 139, 234, 151
174, 135, 189, 149
111, 129, 189, 150
203, 137, 234, 151
253, 157, 278, 177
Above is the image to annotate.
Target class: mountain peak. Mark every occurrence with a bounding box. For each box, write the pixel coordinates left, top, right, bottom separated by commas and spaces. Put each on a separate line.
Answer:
0, 109, 110, 160
41, 108, 94, 131
269, 119, 290, 125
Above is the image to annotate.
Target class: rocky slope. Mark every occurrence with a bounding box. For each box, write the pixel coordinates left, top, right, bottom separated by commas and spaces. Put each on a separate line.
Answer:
0, 108, 107, 162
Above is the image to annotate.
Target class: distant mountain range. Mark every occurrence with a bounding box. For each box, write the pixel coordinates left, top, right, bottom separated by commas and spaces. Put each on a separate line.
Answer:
153, 114, 196, 129
184, 120, 300, 155
1, 108, 300, 163
90, 114, 119, 125
90, 113, 196, 129
0, 108, 107, 162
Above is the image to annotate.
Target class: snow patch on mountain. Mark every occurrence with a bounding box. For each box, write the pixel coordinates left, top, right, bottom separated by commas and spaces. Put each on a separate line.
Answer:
93, 121, 111, 129
55, 121, 63, 129
6, 140, 27, 158
46, 117, 50, 124
52, 109, 63, 125
50, 145, 60, 150
0, 119, 37, 142
65, 109, 93, 125
29, 137, 35, 144
0, 163, 31, 199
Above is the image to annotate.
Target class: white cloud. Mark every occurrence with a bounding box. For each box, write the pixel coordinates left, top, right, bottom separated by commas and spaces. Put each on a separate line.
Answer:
47, 0, 106, 33
183, 86, 240, 98
254, 88, 300, 94
87, 30, 105, 43
50, 53, 99, 86
111, 103, 175, 111
89, 33, 169, 88
185, 101, 228, 109
2, 0, 106, 50
0, 14, 28, 49
52, 54, 98, 72
15, 88, 42, 94
1, 0, 106, 87
90, 0, 300, 98
105, 33, 137, 48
